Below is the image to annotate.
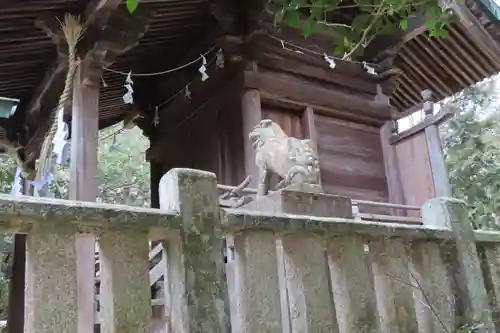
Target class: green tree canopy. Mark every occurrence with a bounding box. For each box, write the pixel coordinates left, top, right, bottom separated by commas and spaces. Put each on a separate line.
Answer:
441, 77, 500, 230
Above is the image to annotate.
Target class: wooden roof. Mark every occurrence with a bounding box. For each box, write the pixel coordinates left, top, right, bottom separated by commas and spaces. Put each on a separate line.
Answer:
0, 0, 219, 159
0, 0, 500, 160
392, 1, 500, 111
0, 0, 87, 100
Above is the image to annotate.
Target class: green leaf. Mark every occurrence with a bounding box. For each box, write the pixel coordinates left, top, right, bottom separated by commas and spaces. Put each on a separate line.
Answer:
283, 10, 301, 28
351, 14, 372, 33
379, 22, 397, 36
343, 35, 351, 48
302, 18, 316, 38
310, 5, 324, 21
400, 19, 408, 31
290, 0, 306, 7
126, 0, 139, 13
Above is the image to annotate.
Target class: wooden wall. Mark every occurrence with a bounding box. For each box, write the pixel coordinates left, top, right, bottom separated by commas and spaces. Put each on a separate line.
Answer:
260, 104, 389, 202
242, 33, 394, 203
315, 115, 389, 202
261, 105, 304, 188
153, 32, 397, 203
261, 106, 303, 138
158, 95, 246, 187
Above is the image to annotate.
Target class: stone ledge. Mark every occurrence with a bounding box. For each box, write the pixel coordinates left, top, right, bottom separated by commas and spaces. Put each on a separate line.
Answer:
0, 194, 180, 233
221, 208, 455, 240
240, 186, 352, 218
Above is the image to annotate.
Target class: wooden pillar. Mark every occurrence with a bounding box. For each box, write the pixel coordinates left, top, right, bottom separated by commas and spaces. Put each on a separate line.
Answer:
7, 174, 34, 333
6, 234, 26, 333
150, 160, 163, 209
70, 68, 99, 201
241, 89, 261, 188
422, 90, 452, 197
301, 106, 322, 187
381, 120, 405, 212
69, 66, 99, 333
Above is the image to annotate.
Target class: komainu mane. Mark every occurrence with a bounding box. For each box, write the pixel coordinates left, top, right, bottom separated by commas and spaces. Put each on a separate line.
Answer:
249, 119, 320, 196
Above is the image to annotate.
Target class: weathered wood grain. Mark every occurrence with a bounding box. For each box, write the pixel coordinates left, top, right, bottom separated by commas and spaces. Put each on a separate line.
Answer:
380, 121, 405, 215
242, 89, 262, 189
395, 132, 435, 210
425, 124, 452, 197
244, 70, 392, 120
315, 114, 389, 204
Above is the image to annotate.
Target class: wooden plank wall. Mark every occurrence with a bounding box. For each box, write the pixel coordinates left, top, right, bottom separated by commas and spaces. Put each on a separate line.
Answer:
315, 115, 389, 202
160, 100, 246, 187
261, 105, 304, 189
260, 105, 388, 203
262, 106, 303, 138
395, 133, 436, 206
248, 33, 394, 205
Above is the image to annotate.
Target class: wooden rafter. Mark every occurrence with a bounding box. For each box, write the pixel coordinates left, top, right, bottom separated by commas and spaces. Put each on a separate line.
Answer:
363, 14, 431, 61
451, 2, 500, 66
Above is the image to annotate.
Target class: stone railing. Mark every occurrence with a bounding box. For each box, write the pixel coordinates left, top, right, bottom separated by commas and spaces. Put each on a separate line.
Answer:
6, 168, 500, 332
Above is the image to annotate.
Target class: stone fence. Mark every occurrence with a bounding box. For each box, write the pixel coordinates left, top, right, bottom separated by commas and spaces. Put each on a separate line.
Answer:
4, 168, 500, 332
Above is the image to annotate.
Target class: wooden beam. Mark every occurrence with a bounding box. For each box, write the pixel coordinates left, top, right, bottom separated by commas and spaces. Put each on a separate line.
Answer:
122, 106, 143, 129
390, 105, 456, 144
17, 17, 69, 120
425, 122, 452, 197
393, 102, 424, 120
81, 4, 151, 84
150, 160, 163, 209
242, 89, 262, 189
300, 106, 322, 186
260, 92, 385, 127
380, 121, 405, 215
23, 3, 150, 161
84, 0, 122, 28
34, 17, 66, 51
255, 51, 391, 97
6, 233, 26, 333
23, 61, 67, 120
256, 35, 376, 78
244, 70, 393, 121
26, 0, 126, 117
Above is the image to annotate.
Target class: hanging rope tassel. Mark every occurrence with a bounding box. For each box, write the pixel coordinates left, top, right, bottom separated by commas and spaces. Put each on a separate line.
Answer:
35, 14, 85, 185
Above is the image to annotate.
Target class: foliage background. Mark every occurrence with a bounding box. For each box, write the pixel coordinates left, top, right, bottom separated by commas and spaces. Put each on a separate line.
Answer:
0, 125, 151, 321
440, 76, 500, 230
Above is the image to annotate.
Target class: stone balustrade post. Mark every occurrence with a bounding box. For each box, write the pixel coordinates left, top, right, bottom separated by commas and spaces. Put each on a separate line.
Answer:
24, 225, 80, 333
159, 168, 230, 333
422, 197, 494, 331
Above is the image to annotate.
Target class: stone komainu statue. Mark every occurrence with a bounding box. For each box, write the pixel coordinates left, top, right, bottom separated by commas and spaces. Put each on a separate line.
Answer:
249, 119, 320, 196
